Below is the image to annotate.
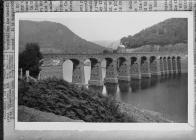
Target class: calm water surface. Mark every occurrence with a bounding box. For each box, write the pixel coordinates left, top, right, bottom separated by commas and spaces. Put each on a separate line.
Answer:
63, 62, 188, 122
106, 75, 187, 123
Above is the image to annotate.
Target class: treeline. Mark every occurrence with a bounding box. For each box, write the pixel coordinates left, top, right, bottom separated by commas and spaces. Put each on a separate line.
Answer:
121, 18, 187, 48
130, 43, 187, 54
19, 43, 43, 78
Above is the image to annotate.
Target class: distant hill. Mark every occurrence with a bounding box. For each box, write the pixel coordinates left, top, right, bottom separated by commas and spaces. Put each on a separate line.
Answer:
94, 40, 120, 50
121, 18, 187, 49
19, 20, 107, 54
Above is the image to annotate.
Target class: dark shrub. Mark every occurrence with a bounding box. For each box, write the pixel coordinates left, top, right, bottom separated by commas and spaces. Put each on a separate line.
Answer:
19, 43, 43, 78
18, 78, 134, 122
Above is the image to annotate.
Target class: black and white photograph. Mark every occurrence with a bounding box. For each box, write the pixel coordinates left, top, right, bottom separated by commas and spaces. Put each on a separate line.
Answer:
15, 12, 194, 130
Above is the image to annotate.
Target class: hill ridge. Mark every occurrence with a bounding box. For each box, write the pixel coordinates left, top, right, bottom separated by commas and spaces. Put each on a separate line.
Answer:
121, 18, 187, 49
19, 20, 107, 54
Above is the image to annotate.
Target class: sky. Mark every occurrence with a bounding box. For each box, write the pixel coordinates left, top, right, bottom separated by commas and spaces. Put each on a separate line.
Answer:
19, 12, 190, 41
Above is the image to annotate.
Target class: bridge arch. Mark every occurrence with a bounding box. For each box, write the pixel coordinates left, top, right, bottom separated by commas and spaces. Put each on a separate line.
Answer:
150, 56, 156, 63
141, 56, 148, 64
63, 58, 85, 84
131, 57, 138, 64
104, 57, 114, 63
83, 59, 91, 85
62, 59, 73, 82
117, 57, 127, 72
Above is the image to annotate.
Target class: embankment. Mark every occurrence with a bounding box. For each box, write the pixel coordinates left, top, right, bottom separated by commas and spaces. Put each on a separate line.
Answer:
18, 78, 171, 122
18, 105, 83, 122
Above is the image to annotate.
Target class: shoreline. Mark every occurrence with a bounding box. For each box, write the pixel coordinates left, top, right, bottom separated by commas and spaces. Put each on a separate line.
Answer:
18, 78, 174, 123
18, 101, 172, 123
116, 101, 173, 123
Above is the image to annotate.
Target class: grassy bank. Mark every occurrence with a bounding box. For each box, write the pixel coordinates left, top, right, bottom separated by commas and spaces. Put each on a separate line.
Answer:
18, 78, 135, 122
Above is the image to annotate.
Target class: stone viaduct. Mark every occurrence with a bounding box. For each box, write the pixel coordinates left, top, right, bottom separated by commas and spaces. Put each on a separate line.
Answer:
41, 53, 182, 86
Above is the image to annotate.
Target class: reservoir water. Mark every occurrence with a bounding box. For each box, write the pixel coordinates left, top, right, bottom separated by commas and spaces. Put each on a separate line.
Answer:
63, 61, 188, 123
104, 74, 187, 123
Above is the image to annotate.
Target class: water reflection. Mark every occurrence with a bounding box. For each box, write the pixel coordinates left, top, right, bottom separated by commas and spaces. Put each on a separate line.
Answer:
160, 75, 167, 83
118, 81, 131, 101
104, 83, 122, 100
105, 83, 118, 96
141, 78, 151, 89
88, 85, 103, 95
129, 79, 139, 92
63, 61, 187, 122
119, 80, 131, 93
150, 76, 158, 87
88, 74, 187, 122
89, 74, 183, 97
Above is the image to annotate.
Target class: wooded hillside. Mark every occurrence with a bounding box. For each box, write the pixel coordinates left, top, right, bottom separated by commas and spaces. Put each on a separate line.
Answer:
121, 18, 187, 48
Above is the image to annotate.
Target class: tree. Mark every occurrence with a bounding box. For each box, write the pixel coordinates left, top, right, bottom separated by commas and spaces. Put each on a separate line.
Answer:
19, 43, 43, 78
120, 36, 128, 46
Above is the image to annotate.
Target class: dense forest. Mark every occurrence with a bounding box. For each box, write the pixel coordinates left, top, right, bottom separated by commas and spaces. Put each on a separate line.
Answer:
121, 18, 187, 48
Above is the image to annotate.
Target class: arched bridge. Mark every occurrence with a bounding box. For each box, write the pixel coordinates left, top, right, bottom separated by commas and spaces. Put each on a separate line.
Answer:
40, 52, 183, 86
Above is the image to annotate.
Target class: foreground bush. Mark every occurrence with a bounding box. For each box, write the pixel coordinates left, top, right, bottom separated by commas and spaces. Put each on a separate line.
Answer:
18, 78, 135, 122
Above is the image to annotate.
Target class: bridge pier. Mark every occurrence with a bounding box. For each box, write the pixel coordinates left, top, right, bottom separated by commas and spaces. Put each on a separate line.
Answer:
172, 57, 177, 74
130, 57, 141, 79
159, 57, 164, 76
167, 57, 173, 75
150, 56, 161, 76
72, 60, 85, 85
117, 57, 131, 81
104, 58, 118, 84
177, 56, 181, 74
88, 59, 103, 86
141, 56, 151, 78
163, 57, 168, 76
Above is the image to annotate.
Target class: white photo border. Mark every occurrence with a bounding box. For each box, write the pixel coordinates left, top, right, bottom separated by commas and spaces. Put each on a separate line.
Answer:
15, 11, 195, 131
